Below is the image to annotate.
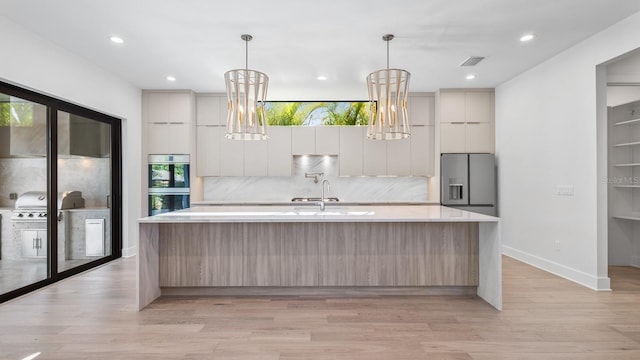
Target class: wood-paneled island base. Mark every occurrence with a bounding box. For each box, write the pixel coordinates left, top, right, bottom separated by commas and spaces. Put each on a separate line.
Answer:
138, 205, 501, 310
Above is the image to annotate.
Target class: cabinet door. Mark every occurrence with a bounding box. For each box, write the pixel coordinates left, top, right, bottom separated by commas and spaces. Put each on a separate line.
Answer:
440, 92, 465, 123
147, 93, 170, 123
465, 122, 493, 153
196, 126, 221, 176
363, 138, 387, 176
268, 127, 292, 176
465, 92, 492, 123
244, 139, 268, 176
315, 126, 340, 155
220, 137, 244, 176
37, 230, 48, 257
386, 136, 411, 176
409, 95, 435, 125
168, 93, 193, 124
168, 122, 191, 154
339, 126, 364, 176
440, 123, 466, 153
196, 95, 224, 126
147, 122, 170, 154
21, 230, 46, 258
410, 126, 434, 176
291, 127, 316, 155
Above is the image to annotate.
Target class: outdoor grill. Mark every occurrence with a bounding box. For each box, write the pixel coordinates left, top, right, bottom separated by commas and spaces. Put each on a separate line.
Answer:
11, 191, 85, 221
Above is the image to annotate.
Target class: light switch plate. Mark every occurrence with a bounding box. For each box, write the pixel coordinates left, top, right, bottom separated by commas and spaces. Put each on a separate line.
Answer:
556, 185, 574, 196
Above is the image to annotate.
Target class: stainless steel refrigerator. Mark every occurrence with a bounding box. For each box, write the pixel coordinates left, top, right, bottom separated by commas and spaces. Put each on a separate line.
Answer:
440, 153, 496, 216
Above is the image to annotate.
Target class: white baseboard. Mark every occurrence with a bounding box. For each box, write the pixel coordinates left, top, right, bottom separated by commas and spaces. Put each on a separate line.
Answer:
122, 246, 137, 258
632, 256, 640, 268
502, 245, 611, 291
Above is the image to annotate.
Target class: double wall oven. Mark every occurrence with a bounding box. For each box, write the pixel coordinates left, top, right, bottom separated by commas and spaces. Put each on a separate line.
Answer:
148, 154, 190, 216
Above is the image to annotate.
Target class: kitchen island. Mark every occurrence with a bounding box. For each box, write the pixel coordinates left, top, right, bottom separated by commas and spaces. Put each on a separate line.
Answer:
138, 205, 501, 310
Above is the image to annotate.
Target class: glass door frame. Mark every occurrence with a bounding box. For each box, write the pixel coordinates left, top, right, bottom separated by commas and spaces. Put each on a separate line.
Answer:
0, 80, 122, 303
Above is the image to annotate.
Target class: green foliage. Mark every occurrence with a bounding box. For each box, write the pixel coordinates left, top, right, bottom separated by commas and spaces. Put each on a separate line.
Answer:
265, 102, 327, 126
0, 102, 34, 126
323, 102, 370, 126
265, 101, 370, 126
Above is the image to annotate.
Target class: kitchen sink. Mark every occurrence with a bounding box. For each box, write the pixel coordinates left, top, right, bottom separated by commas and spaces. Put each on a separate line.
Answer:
291, 197, 340, 202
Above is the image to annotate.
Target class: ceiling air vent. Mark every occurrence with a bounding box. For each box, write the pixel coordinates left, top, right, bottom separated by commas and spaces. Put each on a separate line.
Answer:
459, 56, 485, 67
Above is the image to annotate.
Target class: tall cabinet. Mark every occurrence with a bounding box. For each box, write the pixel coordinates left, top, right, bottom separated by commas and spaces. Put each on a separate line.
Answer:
608, 99, 640, 267
439, 89, 494, 154
144, 91, 194, 154
142, 90, 196, 215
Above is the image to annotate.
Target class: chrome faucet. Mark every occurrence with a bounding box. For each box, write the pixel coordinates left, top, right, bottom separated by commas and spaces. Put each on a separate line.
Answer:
319, 179, 330, 211
305, 172, 324, 183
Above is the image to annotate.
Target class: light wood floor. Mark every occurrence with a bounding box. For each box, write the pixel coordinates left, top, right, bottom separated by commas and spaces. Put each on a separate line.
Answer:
1, 256, 639, 359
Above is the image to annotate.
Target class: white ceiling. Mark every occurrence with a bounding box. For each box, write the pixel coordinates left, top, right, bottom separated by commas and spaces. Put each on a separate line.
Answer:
2, 0, 640, 99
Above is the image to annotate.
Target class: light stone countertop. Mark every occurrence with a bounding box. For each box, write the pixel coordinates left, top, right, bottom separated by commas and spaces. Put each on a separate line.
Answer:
139, 205, 499, 224
190, 200, 439, 206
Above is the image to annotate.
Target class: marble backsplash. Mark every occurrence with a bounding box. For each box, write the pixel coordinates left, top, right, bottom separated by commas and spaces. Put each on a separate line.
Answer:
0, 158, 111, 208
203, 155, 428, 203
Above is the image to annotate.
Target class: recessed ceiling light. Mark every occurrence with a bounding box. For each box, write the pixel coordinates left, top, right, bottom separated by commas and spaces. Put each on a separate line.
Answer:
166, 76, 176, 82
317, 76, 328, 81
109, 36, 124, 44
466, 74, 476, 80
520, 34, 535, 42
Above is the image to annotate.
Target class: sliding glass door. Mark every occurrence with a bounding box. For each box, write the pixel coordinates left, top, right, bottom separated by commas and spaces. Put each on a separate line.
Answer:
0, 92, 49, 294
57, 111, 114, 273
0, 80, 122, 303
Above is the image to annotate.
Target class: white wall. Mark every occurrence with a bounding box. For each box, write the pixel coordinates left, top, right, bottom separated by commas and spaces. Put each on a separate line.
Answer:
496, 11, 640, 290
607, 86, 640, 106
0, 16, 142, 257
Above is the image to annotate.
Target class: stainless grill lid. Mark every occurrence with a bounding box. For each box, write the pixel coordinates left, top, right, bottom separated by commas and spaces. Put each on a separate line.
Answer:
14, 191, 85, 210
14, 191, 47, 209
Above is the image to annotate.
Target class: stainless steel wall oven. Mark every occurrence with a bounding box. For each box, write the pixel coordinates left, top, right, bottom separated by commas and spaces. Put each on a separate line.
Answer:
148, 154, 190, 216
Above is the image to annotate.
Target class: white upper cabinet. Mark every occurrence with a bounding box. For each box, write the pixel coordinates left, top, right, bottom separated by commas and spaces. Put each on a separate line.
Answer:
438, 89, 494, 153
191, 93, 435, 178
386, 136, 411, 176
339, 126, 364, 176
410, 126, 434, 176
440, 92, 466, 124
145, 91, 194, 155
168, 93, 192, 124
220, 137, 244, 176
196, 126, 221, 176
268, 127, 292, 176
409, 94, 435, 126
291, 127, 316, 155
363, 138, 387, 176
292, 126, 340, 155
244, 140, 268, 176
196, 94, 225, 126
465, 92, 492, 123
315, 127, 340, 155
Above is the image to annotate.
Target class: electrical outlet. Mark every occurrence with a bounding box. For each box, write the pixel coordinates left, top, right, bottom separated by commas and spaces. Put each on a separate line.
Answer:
556, 185, 574, 196
554, 240, 560, 251
9, 193, 17, 200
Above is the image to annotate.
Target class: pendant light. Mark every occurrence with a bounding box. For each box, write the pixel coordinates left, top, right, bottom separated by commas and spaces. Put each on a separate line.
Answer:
366, 34, 411, 140
224, 34, 269, 140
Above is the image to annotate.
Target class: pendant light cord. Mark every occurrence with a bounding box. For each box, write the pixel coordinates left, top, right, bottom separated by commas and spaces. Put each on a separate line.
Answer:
241, 34, 253, 70
386, 39, 389, 70
382, 34, 394, 70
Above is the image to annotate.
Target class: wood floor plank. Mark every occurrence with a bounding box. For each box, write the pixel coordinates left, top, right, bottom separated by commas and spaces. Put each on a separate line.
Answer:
1, 255, 640, 359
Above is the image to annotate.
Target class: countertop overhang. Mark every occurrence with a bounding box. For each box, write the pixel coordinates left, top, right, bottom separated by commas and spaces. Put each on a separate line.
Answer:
139, 205, 499, 224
